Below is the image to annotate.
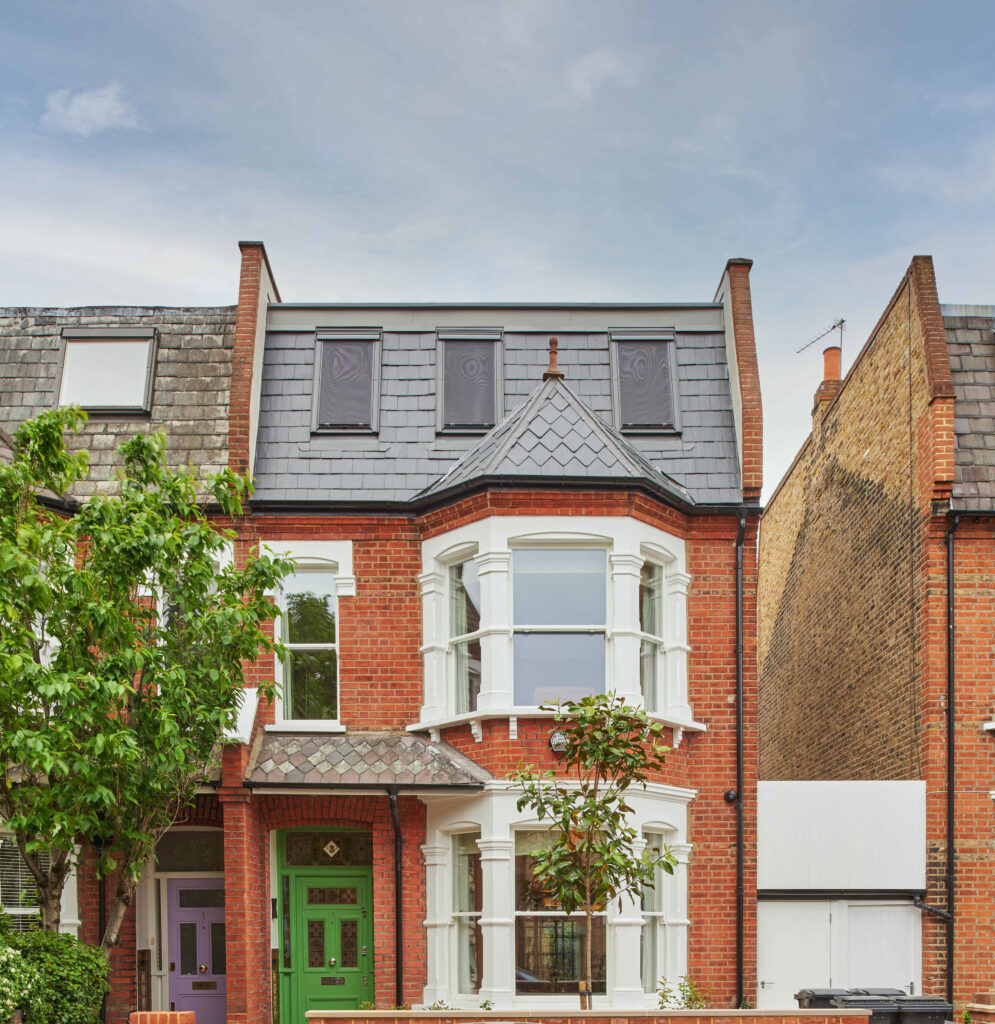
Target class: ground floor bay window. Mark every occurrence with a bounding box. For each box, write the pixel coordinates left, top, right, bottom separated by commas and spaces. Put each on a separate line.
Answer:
422, 783, 692, 1009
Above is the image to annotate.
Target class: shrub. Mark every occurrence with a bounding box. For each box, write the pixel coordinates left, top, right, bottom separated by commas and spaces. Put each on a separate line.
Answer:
16, 929, 108, 1024
657, 975, 709, 1010
0, 940, 40, 1021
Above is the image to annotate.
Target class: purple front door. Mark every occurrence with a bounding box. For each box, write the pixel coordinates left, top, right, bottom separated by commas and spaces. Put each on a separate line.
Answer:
166, 878, 226, 1023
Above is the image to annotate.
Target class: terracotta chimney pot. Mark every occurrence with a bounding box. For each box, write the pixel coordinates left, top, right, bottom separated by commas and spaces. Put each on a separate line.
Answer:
823, 344, 841, 382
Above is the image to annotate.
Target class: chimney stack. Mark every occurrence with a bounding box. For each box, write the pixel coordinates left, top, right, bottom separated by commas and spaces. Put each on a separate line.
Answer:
813, 344, 842, 420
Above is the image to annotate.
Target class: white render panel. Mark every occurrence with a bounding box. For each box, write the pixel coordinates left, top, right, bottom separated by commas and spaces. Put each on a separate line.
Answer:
757, 781, 926, 891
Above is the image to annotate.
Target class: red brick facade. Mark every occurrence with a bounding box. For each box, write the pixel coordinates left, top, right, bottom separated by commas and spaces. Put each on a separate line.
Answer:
70, 244, 764, 1022
758, 255, 995, 1008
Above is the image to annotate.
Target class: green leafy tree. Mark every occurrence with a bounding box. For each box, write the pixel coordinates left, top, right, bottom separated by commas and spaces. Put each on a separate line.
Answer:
511, 692, 677, 1007
0, 408, 290, 955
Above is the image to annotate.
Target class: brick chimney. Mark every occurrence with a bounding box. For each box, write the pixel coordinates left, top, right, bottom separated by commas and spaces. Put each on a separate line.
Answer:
813, 344, 842, 421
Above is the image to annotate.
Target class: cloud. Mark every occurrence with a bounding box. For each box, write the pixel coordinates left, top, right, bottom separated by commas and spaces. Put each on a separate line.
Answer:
41, 81, 139, 137
565, 49, 637, 100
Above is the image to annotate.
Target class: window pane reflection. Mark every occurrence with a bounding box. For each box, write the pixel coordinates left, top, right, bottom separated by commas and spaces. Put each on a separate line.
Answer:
513, 633, 605, 705
513, 549, 605, 626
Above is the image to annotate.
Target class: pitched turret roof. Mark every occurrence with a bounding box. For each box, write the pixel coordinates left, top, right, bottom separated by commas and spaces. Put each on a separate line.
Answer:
416, 376, 693, 505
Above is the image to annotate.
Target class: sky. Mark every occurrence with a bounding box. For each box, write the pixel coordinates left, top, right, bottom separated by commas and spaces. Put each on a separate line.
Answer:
3, 0, 995, 497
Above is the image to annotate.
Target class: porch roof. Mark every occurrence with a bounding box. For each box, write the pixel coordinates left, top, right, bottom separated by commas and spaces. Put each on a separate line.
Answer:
245, 731, 491, 789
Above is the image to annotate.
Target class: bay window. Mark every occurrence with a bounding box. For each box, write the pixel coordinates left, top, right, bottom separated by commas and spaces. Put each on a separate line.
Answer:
450, 560, 482, 714
512, 549, 606, 706
452, 833, 483, 994
281, 569, 338, 720
514, 830, 606, 995
640, 834, 668, 993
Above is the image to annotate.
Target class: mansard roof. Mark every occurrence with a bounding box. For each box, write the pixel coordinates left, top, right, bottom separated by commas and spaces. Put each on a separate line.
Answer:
416, 375, 693, 506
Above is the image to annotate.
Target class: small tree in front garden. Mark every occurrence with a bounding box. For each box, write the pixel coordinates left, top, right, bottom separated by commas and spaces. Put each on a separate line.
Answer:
0, 408, 290, 955
512, 692, 677, 1008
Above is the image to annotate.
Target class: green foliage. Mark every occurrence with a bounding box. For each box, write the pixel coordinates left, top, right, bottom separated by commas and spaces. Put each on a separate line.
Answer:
358, 1001, 376, 1010
479, 999, 494, 1010
657, 975, 709, 1010
0, 409, 291, 945
511, 692, 677, 1002
15, 929, 109, 1024
962, 1011, 971, 1024
425, 1000, 454, 1010
0, 937, 40, 1020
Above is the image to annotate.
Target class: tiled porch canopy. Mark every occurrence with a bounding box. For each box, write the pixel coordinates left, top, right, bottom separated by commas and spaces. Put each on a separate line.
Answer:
245, 731, 491, 789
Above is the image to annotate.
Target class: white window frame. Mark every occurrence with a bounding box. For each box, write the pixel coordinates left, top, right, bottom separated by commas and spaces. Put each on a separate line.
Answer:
510, 545, 609, 708
58, 327, 157, 415
608, 328, 681, 434
449, 556, 483, 715
450, 830, 483, 996
637, 560, 666, 714
435, 328, 504, 434
415, 516, 701, 740
311, 329, 383, 434
262, 540, 355, 732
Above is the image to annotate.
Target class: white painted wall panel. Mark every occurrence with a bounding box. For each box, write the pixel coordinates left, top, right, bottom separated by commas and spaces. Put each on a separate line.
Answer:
757, 781, 926, 890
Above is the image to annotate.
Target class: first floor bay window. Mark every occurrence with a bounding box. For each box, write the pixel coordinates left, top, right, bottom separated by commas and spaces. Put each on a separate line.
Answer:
512, 549, 606, 706
452, 833, 483, 994
281, 569, 338, 720
514, 831, 606, 996
639, 562, 664, 712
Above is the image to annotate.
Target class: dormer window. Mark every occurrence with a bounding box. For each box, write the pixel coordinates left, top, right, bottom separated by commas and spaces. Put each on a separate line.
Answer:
58, 328, 156, 414
610, 329, 678, 432
313, 329, 381, 432
437, 329, 502, 432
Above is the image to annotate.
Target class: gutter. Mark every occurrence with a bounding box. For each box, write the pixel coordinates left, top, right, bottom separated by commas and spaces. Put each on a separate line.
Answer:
734, 512, 747, 1008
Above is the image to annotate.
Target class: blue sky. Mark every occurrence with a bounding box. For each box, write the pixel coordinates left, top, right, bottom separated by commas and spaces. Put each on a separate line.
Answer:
3, 0, 995, 495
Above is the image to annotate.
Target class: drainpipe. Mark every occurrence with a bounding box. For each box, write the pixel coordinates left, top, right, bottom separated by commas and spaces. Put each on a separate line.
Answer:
945, 514, 960, 1006
387, 786, 404, 1007
735, 512, 747, 1008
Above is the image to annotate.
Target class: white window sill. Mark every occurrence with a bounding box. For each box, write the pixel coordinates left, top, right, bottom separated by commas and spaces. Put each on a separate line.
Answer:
983, 721, 995, 733
408, 707, 706, 745
265, 721, 346, 734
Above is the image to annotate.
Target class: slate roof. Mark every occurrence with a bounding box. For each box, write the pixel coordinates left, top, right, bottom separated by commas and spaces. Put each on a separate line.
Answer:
0, 307, 235, 498
942, 306, 995, 511
246, 731, 492, 788
417, 376, 693, 505
253, 328, 742, 505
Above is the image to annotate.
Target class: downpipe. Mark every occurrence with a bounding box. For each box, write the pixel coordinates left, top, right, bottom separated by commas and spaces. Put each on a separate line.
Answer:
944, 514, 959, 1005
734, 513, 746, 1008
387, 786, 404, 1008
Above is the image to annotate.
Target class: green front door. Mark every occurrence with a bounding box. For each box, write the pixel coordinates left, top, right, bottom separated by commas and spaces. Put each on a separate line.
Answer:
291, 872, 373, 1013
278, 830, 376, 1023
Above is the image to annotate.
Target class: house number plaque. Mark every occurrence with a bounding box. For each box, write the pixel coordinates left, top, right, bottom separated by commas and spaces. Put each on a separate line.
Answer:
321, 977, 346, 986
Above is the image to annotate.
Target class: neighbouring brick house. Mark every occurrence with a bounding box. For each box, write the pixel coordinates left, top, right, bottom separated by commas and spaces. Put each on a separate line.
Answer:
1, 243, 764, 1024
758, 255, 995, 1010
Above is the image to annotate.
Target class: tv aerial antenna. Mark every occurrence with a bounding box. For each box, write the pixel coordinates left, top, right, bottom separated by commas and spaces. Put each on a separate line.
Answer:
796, 318, 845, 355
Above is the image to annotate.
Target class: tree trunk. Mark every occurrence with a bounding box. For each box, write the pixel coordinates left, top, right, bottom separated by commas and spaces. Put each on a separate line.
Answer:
100, 873, 136, 960
16, 834, 66, 933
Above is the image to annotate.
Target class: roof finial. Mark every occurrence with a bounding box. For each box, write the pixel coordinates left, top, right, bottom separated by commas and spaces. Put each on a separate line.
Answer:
543, 336, 564, 381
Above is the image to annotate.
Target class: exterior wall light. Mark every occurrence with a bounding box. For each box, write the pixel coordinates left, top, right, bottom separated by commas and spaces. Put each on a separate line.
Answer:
549, 730, 568, 754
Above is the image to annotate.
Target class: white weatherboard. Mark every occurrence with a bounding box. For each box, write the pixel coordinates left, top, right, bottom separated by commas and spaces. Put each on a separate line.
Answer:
757, 780, 926, 891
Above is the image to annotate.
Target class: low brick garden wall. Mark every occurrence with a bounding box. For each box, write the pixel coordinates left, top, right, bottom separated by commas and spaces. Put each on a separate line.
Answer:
303, 1012, 870, 1024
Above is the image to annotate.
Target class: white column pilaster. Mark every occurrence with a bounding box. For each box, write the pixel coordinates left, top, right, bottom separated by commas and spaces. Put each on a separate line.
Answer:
610, 553, 644, 702
665, 572, 692, 720
477, 836, 515, 1008
419, 571, 447, 721
421, 842, 450, 1005
664, 842, 692, 983
476, 552, 513, 710
609, 836, 647, 1008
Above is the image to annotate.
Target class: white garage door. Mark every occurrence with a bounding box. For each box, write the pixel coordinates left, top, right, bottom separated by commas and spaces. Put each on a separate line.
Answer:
757, 900, 920, 1009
